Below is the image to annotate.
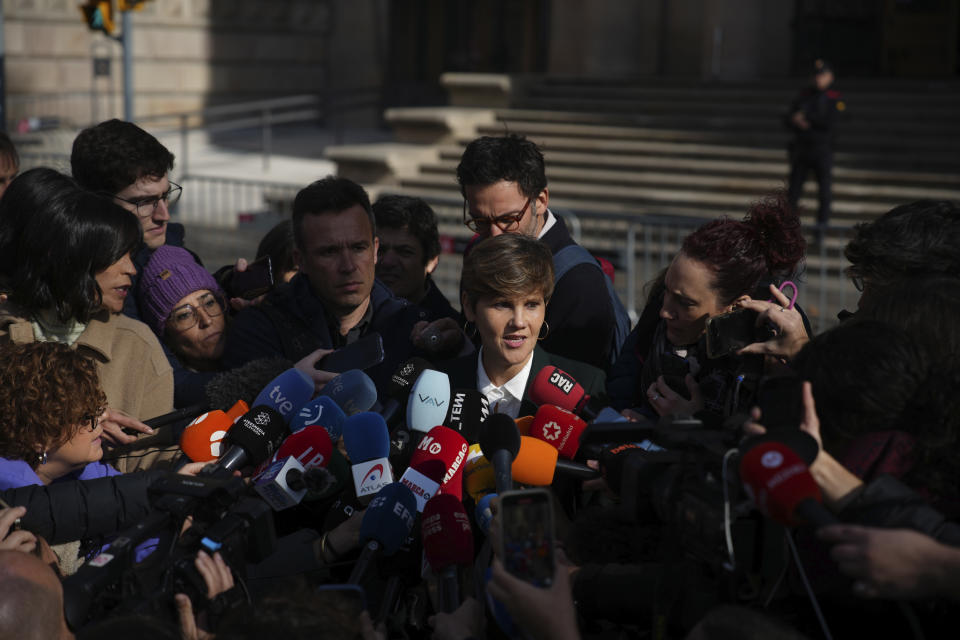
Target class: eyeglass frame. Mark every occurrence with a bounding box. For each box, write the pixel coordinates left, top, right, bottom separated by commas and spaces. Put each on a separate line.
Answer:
79, 406, 106, 433
167, 291, 225, 333
112, 181, 182, 219
462, 197, 535, 234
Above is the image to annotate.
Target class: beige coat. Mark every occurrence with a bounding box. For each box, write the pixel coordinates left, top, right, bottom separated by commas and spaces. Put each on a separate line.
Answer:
0, 303, 176, 472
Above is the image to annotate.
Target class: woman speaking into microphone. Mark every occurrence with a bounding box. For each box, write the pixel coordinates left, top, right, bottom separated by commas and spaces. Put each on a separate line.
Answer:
442, 234, 605, 418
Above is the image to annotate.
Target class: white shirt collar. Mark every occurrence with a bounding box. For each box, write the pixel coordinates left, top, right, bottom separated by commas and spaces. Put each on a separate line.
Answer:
476, 347, 535, 419
536, 208, 556, 239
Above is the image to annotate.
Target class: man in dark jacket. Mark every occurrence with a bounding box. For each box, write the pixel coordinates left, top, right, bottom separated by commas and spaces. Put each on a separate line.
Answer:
223, 177, 442, 395
457, 134, 617, 370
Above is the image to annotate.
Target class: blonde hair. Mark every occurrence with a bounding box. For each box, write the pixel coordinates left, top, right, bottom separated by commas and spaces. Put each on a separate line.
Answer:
461, 234, 554, 309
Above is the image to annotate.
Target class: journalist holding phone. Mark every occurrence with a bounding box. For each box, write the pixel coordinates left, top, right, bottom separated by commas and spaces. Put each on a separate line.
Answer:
606, 194, 807, 421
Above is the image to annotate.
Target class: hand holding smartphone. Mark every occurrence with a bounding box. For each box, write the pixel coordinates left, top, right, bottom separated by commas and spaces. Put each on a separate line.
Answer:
498, 489, 555, 588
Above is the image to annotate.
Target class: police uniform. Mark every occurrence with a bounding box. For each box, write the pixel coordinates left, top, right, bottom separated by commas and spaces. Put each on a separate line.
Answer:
786, 60, 845, 229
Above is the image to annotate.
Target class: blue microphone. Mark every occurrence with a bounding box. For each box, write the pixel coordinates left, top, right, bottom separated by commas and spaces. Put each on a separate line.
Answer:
406, 369, 451, 434
252, 368, 314, 425
290, 396, 346, 441
342, 412, 393, 500
475, 493, 496, 537
320, 369, 378, 416
348, 482, 417, 584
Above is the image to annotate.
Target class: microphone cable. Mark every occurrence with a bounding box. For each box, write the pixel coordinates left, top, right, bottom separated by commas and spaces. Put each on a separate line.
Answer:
721, 447, 738, 572
785, 529, 833, 640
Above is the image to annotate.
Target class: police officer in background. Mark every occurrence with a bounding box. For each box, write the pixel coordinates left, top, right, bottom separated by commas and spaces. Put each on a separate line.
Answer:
786, 59, 845, 239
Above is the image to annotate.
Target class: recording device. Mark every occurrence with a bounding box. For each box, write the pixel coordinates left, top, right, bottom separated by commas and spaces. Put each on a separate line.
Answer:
290, 396, 346, 440
479, 414, 521, 495
348, 482, 418, 585
705, 308, 776, 359
316, 332, 385, 373
320, 370, 379, 416
222, 255, 274, 300
399, 425, 468, 512
756, 375, 805, 432
200, 406, 288, 476
498, 489, 555, 588
343, 412, 394, 500
422, 494, 473, 612
529, 366, 602, 421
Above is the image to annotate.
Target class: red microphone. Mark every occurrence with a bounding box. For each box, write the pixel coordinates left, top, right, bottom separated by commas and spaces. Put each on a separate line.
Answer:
529, 404, 588, 459
180, 410, 234, 462
399, 425, 468, 511
437, 460, 464, 501
253, 424, 334, 478
422, 494, 473, 613
529, 366, 599, 420
739, 441, 837, 527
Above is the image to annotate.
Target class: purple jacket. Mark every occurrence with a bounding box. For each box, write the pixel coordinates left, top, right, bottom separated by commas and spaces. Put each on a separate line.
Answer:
0, 456, 120, 491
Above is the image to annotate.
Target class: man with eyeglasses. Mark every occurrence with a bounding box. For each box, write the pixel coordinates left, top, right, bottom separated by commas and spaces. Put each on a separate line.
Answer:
71, 119, 193, 322
456, 134, 618, 370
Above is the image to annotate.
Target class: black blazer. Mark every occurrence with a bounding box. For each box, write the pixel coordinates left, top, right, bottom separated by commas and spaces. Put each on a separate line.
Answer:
441, 345, 606, 418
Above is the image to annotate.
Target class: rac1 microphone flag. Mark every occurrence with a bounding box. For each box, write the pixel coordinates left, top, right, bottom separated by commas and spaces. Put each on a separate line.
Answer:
342, 412, 393, 500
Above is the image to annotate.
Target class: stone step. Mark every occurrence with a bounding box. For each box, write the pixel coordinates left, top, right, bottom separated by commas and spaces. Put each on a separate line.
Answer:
419, 160, 960, 202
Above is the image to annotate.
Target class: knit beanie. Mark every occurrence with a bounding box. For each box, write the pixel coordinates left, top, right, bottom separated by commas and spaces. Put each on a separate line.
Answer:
139, 245, 221, 336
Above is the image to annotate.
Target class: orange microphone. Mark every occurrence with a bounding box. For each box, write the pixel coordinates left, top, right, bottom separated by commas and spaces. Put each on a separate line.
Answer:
180, 410, 235, 462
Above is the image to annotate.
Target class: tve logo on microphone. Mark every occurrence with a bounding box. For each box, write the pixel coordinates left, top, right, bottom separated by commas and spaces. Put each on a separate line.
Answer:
549, 370, 574, 394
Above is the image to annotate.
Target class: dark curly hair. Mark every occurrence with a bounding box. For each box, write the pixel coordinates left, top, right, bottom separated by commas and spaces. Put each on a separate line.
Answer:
456, 134, 548, 201
70, 119, 174, 195
372, 194, 441, 264
291, 176, 374, 250
0, 342, 105, 467
845, 200, 960, 287
0, 168, 142, 322
681, 192, 806, 304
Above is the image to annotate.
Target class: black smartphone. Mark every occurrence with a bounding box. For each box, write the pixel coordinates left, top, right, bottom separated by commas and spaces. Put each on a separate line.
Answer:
498, 489, 555, 588
660, 353, 691, 400
316, 333, 385, 373
757, 375, 804, 431
705, 308, 759, 359
224, 255, 274, 300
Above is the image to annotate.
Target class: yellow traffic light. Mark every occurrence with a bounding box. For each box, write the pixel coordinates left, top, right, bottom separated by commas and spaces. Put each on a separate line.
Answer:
79, 1, 115, 35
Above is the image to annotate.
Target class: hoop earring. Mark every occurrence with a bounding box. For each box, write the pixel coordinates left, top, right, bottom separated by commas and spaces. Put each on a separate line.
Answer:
37, 451, 47, 466
537, 321, 550, 341
463, 320, 478, 338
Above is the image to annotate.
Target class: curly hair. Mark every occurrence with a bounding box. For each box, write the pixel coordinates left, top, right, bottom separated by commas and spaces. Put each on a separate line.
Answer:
461, 234, 554, 308
681, 192, 806, 304
456, 134, 548, 201
0, 342, 105, 467
70, 119, 174, 195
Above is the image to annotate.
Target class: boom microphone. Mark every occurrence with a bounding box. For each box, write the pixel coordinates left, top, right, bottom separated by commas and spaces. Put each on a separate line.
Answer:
321, 369, 378, 416
422, 494, 473, 612
348, 482, 417, 585
478, 413, 521, 495
740, 440, 838, 527
343, 412, 394, 500
529, 404, 588, 460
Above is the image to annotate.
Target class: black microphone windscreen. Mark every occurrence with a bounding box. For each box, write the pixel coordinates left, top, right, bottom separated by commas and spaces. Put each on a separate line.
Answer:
444, 389, 488, 444
388, 357, 433, 400
223, 406, 287, 466
479, 413, 521, 461
204, 357, 292, 411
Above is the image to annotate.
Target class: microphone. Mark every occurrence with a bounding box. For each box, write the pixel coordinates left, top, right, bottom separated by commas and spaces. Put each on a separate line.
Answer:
463, 445, 495, 501
320, 369, 378, 416
529, 366, 601, 421
399, 425, 468, 511
478, 413, 521, 495
475, 493, 496, 536
381, 357, 432, 425
529, 404, 588, 460
444, 388, 488, 444
422, 494, 473, 613
348, 482, 417, 584
252, 367, 315, 424
254, 455, 336, 510
740, 440, 838, 527
515, 415, 534, 436
406, 369, 451, 434
205, 357, 295, 412
179, 410, 234, 463
252, 423, 334, 477
342, 412, 394, 500
289, 396, 346, 441
200, 406, 287, 476
436, 459, 464, 501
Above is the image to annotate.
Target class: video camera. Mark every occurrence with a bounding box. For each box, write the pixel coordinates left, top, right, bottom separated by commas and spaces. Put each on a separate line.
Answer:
63, 472, 276, 631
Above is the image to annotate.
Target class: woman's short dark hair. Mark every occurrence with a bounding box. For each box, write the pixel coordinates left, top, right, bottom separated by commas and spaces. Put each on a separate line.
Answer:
0, 168, 141, 322
461, 234, 554, 308
681, 192, 805, 305
372, 194, 441, 263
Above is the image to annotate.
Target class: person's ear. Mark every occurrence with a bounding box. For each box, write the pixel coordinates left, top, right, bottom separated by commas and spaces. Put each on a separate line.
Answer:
461, 292, 475, 322
424, 255, 440, 276
373, 237, 379, 265
536, 187, 549, 213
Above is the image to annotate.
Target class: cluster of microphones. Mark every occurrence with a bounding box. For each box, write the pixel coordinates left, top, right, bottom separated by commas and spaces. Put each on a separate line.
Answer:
165, 355, 836, 629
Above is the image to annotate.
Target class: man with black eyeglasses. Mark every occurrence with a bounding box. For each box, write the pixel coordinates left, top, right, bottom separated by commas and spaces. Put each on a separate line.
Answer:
456, 134, 620, 370
71, 119, 194, 322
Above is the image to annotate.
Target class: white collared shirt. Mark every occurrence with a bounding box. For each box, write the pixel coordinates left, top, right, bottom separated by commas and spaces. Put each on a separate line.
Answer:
476, 347, 535, 419
537, 208, 557, 239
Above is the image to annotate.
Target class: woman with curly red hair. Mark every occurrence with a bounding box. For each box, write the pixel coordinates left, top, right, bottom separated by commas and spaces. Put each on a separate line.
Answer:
0, 342, 115, 489
607, 194, 807, 421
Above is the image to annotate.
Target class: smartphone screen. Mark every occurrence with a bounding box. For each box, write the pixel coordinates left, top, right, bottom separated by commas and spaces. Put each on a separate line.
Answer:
225, 255, 274, 300
499, 489, 555, 587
